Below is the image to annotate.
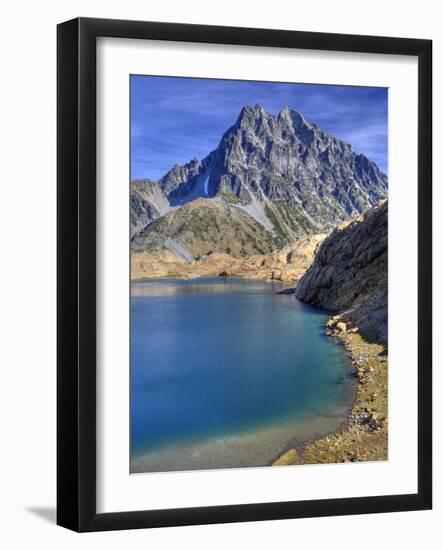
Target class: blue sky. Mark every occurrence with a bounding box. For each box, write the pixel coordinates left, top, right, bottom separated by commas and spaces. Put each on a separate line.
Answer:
131, 75, 388, 181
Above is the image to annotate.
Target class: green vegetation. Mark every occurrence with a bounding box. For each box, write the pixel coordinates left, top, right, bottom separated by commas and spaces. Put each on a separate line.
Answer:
264, 200, 317, 246
218, 190, 242, 204
265, 204, 290, 246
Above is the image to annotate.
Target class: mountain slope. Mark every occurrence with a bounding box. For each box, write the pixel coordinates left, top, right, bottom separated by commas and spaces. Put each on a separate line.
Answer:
131, 197, 279, 259
295, 200, 388, 344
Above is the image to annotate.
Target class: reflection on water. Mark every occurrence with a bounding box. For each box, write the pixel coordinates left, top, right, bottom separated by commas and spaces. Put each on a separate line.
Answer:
131, 277, 287, 297
130, 278, 353, 472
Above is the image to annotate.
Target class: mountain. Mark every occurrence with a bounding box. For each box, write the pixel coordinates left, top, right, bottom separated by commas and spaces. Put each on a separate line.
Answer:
131, 104, 387, 262
158, 105, 387, 227
295, 200, 388, 344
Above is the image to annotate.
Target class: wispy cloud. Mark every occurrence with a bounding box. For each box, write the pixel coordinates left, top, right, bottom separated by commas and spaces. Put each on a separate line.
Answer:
131, 76, 388, 180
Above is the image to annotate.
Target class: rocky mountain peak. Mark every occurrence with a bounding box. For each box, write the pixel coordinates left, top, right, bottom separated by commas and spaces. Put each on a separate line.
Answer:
236, 103, 267, 120
279, 104, 292, 118
278, 105, 309, 129
134, 104, 387, 253
232, 104, 273, 136
159, 157, 203, 195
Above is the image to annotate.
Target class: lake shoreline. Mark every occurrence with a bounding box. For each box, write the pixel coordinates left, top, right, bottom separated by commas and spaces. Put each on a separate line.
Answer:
272, 320, 388, 466
130, 233, 327, 283
130, 307, 386, 473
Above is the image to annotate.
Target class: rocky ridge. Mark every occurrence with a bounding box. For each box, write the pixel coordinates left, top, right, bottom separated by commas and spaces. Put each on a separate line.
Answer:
296, 200, 388, 344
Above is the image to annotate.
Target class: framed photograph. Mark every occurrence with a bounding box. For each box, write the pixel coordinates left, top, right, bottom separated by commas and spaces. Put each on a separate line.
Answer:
57, 17, 432, 531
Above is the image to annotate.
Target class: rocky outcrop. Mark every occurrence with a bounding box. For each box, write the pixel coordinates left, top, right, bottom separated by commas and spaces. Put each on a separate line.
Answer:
131, 249, 187, 280
296, 200, 387, 344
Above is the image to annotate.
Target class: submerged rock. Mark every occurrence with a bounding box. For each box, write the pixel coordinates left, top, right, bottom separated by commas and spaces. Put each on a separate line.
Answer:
272, 448, 299, 466
276, 287, 296, 295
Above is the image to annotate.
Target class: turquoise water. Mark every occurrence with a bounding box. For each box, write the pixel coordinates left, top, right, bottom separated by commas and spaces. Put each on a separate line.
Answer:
130, 278, 353, 470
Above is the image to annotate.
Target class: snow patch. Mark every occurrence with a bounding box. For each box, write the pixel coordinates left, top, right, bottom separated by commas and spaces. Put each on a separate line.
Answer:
170, 171, 211, 205
203, 174, 210, 196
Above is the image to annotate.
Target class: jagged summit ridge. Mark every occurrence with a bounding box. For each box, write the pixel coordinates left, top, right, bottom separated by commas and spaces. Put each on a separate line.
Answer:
159, 104, 387, 224
132, 104, 387, 258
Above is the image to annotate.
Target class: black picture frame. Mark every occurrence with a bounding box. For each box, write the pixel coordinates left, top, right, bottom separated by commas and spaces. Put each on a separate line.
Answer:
57, 17, 432, 532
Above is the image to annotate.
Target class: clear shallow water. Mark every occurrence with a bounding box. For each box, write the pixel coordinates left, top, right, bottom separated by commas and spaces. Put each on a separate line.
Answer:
130, 278, 353, 471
